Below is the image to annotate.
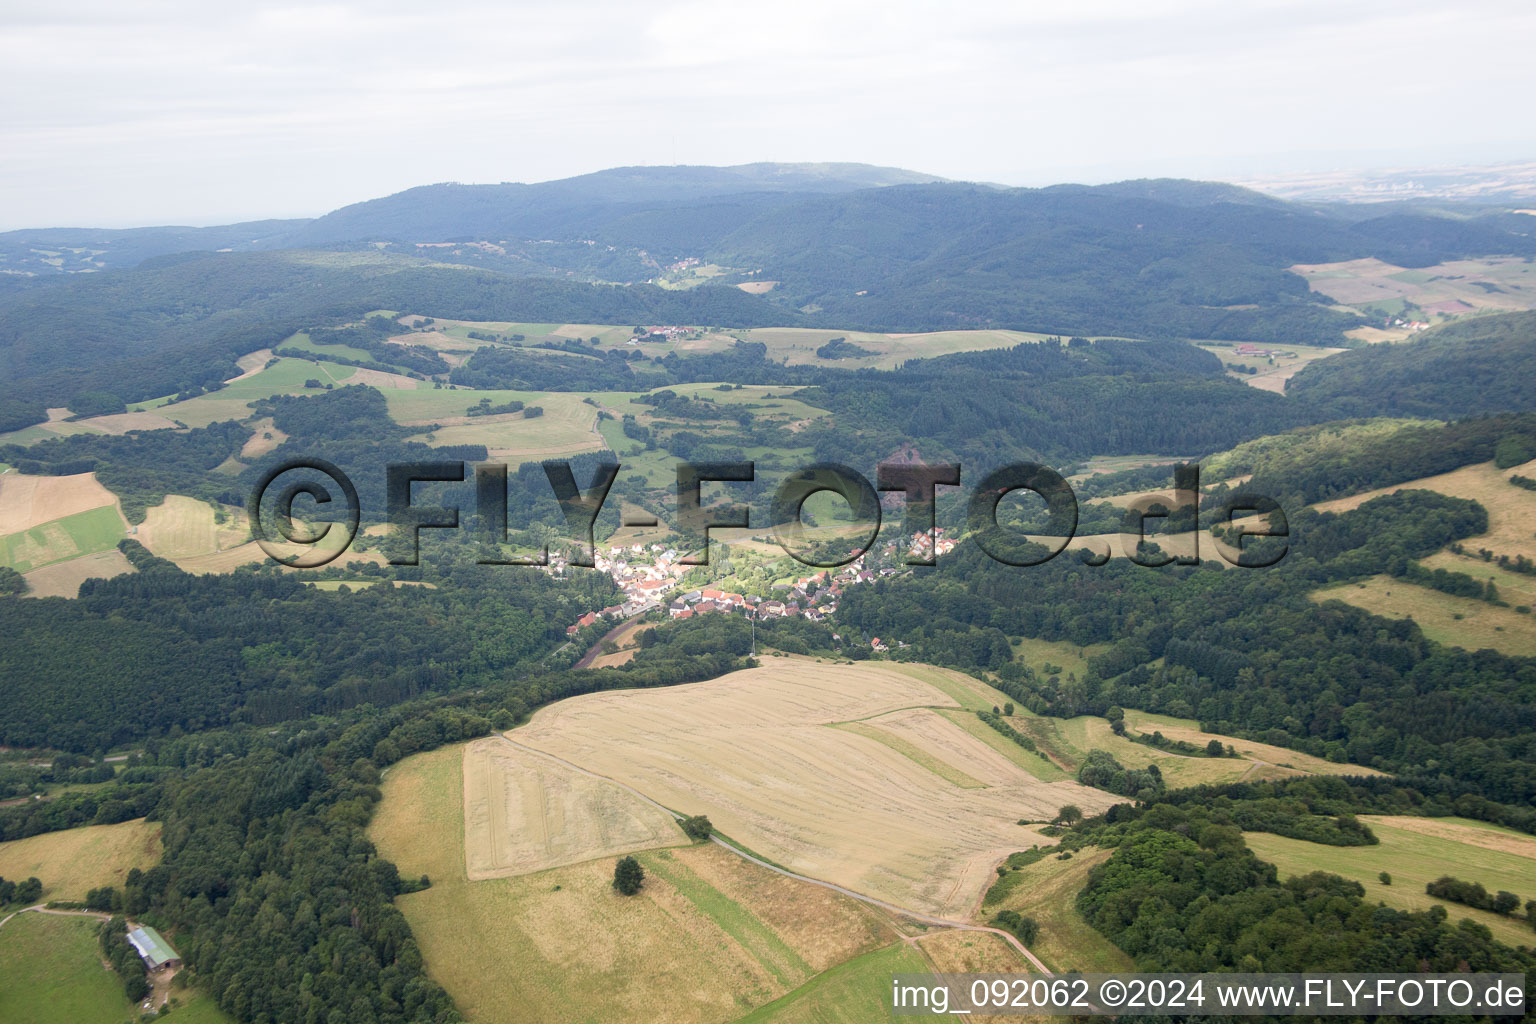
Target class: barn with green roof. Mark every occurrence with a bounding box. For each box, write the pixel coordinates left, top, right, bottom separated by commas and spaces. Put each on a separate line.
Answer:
127, 925, 182, 971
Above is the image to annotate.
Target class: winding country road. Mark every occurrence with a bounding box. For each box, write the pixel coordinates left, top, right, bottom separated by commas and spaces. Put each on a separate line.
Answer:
496, 733, 1055, 973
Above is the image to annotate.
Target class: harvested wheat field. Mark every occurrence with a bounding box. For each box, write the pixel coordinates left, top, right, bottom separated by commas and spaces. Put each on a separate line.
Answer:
340, 366, 419, 389
372, 744, 897, 1024
22, 549, 134, 597
513, 662, 1116, 917
462, 736, 683, 880
73, 410, 179, 434
0, 472, 117, 535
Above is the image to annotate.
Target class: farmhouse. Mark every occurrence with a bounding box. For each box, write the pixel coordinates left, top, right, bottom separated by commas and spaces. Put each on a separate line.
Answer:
127, 925, 182, 972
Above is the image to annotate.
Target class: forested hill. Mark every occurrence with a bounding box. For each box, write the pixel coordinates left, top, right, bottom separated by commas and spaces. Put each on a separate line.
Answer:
1285, 309, 1536, 418
705, 183, 1536, 339
282, 162, 951, 247
0, 162, 945, 274
0, 252, 796, 411
5, 170, 1536, 362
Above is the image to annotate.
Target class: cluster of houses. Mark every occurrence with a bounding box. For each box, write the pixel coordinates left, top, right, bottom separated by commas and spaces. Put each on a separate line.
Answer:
626, 324, 694, 345
1389, 318, 1432, 332
559, 544, 689, 635
563, 541, 918, 640
907, 526, 957, 562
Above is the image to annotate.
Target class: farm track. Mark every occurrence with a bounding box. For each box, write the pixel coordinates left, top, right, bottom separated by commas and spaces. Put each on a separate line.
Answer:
495, 734, 1055, 974
0, 904, 111, 932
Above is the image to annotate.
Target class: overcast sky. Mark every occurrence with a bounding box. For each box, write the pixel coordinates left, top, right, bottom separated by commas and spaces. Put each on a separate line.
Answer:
2, 0, 1533, 228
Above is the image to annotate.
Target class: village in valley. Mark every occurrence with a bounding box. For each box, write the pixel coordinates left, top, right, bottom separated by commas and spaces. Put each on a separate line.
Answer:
560, 526, 958, 651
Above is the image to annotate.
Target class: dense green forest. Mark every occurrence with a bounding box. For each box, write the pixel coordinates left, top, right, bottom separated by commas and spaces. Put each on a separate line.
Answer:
9, 171, 1536, 430
1068, 799, 1536, 975
0, 539, 611, 751
0, 251, 794, 421
1286, 310, 1536, 418
1, 420, 251, 521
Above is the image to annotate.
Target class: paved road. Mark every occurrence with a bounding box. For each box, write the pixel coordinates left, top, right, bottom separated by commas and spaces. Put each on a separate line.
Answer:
496, 733, 1054, 973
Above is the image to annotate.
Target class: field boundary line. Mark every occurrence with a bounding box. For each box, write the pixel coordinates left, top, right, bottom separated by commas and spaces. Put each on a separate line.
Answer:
495, 733, 1055, 973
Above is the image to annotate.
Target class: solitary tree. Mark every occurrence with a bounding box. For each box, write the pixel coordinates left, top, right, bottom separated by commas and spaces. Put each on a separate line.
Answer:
1206, 739, 1225, 758
613, 856, 644, 895
680, 815, 713, 842
1379, 872, 1392, 886
1055, 804, 1083, 825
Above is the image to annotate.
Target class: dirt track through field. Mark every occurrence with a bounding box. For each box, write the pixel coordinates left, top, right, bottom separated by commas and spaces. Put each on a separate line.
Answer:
496, 733, 1054, 973
462, 737, 681, 879
510, 662, 1115, 918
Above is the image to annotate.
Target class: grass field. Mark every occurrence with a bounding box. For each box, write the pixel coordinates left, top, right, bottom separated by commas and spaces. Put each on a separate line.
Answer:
735, 327, 1066, 371
134, 496, 250, 565
403, 399, 608, 460
1121, 710, 1383, 777
1198, 341, 1346, 395
73, 411, 180, 435
1045, 714, 1262, 789
1010, 637, 1106, 681
0, 818, 161, 901
371, 744, 898, 1024
0, 912, 135, 1023
277, 330, 382, 364
397, 316, 1078, 372
731, 942, 932, 1023
936, 709, 1066, 781
0, 505, 126, 573
992, 704, 1366, 792
134, 357, 357, 427
1314, 576, 1536, 657
1419, 549, 1536, 609
1303, 459, 1536, 656
1312, 459, 1536, 562
0, 912, 232, 1024
1245, 816, 1536, 948
513, 662, 1116, 917
978, 847, 1134, 974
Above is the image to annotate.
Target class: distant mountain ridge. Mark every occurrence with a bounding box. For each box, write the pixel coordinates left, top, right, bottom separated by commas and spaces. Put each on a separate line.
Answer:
5, 163, 1536, 418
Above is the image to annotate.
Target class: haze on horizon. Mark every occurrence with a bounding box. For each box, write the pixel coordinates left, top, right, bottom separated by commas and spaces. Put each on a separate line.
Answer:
2, 0, 1534, 230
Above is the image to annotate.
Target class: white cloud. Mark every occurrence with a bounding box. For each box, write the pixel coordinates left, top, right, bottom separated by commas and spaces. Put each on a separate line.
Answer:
0, 0, 1532, 226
